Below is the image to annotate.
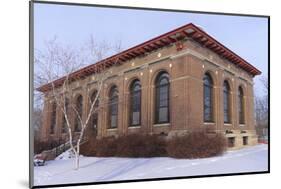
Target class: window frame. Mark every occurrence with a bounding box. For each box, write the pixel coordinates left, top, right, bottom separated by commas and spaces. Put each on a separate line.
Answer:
129, 80, 142, 127
154, 72, 170, 124
203, 73, 214, 123
227, 137, 235, 148
238, 86, 245, 124
90, 91, 99, 130
108, 86, 118, 129
74, 95, 83, 132
223, 80, 231, 124
62, 98, 69, 133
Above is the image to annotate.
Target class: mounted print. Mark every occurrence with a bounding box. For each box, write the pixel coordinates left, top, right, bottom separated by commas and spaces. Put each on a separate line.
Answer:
30, 1, 269, 188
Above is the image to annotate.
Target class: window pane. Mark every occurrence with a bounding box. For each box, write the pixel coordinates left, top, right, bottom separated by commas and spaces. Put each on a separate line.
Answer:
155, 73, 169, 124
223, 81, 231, 123
159, 77, 169, 85
91, 91, 99, 107
130, 80, 141, 126
238, 87, 244, 124
75, 95, 83, 132
111, 102, 118, 114
109, 86, 118, 128
92, 113, 98, 120
90, 92, 98, 129
62, 98, 69, 133
50, 103, 56, 134
132, 112, 140, 125
224, 92, 229, 123
204, 74, 213, 122
159, 107, 168, 122
111, 115, 117, 128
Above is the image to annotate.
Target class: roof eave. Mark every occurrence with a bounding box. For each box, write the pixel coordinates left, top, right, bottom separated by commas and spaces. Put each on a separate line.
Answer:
37, 23, 261, 93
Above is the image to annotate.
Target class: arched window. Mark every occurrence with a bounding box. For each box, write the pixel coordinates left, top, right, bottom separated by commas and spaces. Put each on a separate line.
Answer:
238, 86, 245, 124
74, 95, 83, 132
90, 91, 99, 130
129, 80, 141, 126
155, 72, 170, 124
62, 98, 69, 133
50, 102, 56, 134
108, 86, 118, 128
203, 73, 214, 122
223, 81, 231, 123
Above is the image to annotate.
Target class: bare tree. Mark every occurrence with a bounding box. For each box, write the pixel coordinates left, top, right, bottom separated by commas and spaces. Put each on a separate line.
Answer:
33, 108, 42, 141
34, 36, 123, 109
50, 70, 110, 170
34, 37, 86, 109
260, 76, 269, 92
35, 36, 122, 169
255, 76, 268, 139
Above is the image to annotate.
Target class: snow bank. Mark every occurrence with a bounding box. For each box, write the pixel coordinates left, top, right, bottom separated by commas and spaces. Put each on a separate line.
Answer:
34, 144, 268, 186
55, 149, 83, 160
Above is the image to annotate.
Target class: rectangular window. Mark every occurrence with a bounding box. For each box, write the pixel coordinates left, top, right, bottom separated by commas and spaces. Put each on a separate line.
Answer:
243, 136, 248, 145
228, 137, 235, 148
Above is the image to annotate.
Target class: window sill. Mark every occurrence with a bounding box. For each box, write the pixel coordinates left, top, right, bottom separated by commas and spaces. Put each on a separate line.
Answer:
239, 124, 246, 127
224, 123, 232, 126
128, 125, 141, 128
204, 122, 215, 125
153, 123, 170, 127
225, 133, 236, 137
107, 128, 118, 131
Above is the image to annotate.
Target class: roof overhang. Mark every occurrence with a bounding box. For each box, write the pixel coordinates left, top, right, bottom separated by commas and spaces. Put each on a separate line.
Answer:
37, 23, 261, 92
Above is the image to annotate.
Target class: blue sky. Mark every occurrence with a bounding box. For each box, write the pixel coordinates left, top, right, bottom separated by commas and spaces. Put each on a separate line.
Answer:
34, 3, 268, 96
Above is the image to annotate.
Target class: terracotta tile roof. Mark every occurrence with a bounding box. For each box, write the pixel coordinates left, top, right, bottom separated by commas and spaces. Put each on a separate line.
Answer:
37, 23, 261, 92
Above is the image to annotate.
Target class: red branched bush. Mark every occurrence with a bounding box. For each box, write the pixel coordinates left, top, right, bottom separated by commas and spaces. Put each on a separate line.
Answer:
166, 132, 227, 159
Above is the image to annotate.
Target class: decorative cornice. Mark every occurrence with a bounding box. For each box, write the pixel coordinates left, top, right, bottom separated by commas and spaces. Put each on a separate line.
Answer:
37, 23, 261, 92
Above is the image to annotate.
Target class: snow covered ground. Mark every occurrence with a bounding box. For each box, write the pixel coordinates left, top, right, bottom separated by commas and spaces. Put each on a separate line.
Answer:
34, 144, 268, 186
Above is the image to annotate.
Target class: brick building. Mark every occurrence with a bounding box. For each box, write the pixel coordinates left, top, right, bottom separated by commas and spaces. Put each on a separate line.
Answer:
37, 23, 261, 149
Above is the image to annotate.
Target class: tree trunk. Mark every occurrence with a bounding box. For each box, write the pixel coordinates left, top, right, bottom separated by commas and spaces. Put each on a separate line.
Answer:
75, 153, 79, 170
74, 140, 81, 170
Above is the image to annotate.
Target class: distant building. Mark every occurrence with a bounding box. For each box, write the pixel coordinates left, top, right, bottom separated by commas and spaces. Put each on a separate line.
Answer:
37, 23, 261, 149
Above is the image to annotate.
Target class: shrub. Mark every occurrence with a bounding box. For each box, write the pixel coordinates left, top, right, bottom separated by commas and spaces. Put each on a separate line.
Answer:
115, 134, 167, 157
166, 132, 226, 159
80, 136, 117, 157
80, 134, 167, 157
80, 132, 226, 159
79, 138, 98, 156
34, 139, 63, 154
95, 137, 118, 157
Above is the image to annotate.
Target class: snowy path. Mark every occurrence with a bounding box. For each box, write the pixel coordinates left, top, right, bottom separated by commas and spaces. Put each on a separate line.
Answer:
34, 144, 268, 186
